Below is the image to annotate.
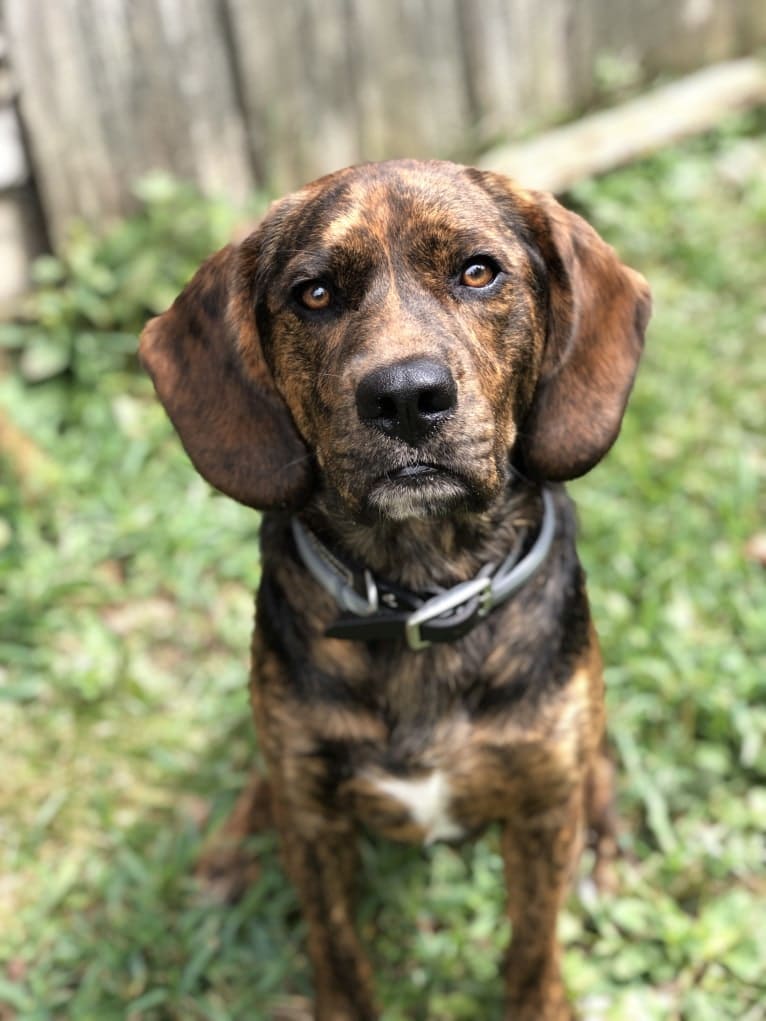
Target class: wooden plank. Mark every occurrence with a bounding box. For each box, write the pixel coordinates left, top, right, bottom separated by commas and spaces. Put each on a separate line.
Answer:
460, 0, 621, 144
459, 0, 547, 142
225, 0, 361, 189
5, 0, 253, 245
0, 187, 46, 309
349, 0, 470, 162
227, 0, 471, 191
0, 23, 43, 307
0, 104, 26, 190
479, 58, 766, 192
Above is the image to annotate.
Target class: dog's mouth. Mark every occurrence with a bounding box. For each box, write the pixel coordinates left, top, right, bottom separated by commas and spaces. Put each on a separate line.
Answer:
387, 463, 444, 483
366, 462, 475, 520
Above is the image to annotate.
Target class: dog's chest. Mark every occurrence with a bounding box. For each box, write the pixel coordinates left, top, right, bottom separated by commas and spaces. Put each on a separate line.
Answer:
369, 768, 465, 844
335, 692, 581, 847
341, 719, 479, 845
313, 631, 591, 846
330, 656, 529, 846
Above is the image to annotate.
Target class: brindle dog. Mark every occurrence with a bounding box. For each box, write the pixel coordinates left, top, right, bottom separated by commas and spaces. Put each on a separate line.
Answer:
140, 160, 651, 1021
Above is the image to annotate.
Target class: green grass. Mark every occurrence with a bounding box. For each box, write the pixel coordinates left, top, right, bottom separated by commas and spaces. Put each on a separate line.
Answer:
1, 116, 765, 1020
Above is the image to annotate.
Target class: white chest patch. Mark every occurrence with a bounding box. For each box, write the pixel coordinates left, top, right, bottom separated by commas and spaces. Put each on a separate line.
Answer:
373, 769, 465, 844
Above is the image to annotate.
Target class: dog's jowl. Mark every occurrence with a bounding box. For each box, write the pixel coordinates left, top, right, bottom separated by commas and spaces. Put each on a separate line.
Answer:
140, 160, 650, 1021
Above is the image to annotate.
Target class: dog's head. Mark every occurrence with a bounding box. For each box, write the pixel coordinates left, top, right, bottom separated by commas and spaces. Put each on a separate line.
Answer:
140, 160, 650, 521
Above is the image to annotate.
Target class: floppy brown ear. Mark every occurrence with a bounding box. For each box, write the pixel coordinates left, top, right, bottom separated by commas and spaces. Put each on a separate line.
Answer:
139, 244, 313, 509
516, 192, 651, 481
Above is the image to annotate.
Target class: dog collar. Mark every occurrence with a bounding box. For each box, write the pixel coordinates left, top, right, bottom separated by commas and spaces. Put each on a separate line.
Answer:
291, 487, 556, 651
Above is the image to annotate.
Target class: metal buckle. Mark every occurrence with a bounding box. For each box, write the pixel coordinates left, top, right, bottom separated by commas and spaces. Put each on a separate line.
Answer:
362, 569, 379, 613
343, 568, 379, 617
478, 579, 495, 617
404, 576, 492, 651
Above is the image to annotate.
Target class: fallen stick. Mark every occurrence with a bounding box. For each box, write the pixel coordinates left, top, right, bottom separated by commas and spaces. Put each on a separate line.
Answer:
480, 58, 766, 192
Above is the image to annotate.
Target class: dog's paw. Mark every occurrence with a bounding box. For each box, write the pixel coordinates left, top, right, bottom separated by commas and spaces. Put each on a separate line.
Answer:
506, 981, 575, 1021
270, 996, 314, 1021
195, 836, 260, 903
195, 771, 273, 901
506, 1006, 575, 1021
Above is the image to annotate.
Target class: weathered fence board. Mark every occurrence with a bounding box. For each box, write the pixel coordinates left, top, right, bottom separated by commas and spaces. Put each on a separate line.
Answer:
225, 0, 360, 188
5, 0, 766, 246
226, 0, 472, 188
5, 0, 253, 246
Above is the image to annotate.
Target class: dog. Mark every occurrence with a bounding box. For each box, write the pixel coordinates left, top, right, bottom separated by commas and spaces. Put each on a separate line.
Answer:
139, 159, 651, 1021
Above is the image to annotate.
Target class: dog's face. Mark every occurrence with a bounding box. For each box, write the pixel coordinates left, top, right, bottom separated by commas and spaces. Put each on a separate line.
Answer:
140, 160, 650, 520
246, 161, 547, 520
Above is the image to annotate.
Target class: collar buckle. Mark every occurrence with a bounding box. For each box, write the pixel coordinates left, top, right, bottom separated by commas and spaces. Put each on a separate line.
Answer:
404, 575, 492, 651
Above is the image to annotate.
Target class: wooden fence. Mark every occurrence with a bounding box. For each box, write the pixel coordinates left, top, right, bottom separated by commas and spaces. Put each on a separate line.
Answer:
4, 0, 766, 249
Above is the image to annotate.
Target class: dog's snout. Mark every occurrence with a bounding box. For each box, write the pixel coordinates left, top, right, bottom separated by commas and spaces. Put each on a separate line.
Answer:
355, 358, 457, 446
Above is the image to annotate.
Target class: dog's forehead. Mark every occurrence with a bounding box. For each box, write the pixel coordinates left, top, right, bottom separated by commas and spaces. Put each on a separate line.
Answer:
271, 161, 522, 256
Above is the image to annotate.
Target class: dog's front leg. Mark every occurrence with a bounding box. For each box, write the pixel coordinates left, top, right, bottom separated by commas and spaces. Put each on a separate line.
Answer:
501, 792, 583, 1021
274, 808, 378, 1021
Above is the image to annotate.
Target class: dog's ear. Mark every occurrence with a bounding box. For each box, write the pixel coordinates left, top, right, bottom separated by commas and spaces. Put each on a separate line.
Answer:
516, 190, 651, 481
139, 244, 314, 510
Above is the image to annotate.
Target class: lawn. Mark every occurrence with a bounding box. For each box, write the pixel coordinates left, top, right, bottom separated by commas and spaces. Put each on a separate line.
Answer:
1, 115, 765, 1021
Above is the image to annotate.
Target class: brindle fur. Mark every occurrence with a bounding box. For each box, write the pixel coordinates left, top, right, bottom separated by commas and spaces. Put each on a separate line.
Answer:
140, 160, 650, 1021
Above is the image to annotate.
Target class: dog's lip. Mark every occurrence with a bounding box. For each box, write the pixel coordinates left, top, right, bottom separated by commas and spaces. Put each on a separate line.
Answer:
365, 461, 480, 519
389, 463, 442, 480
381, 462, 455, 484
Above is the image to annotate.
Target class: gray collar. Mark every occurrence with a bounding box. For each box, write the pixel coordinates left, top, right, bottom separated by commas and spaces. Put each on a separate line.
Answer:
291, 487, 556, 651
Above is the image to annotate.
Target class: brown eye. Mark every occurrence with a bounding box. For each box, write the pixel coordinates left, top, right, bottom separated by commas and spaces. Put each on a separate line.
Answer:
299, 282, 332, 310
460, 260, 497, 288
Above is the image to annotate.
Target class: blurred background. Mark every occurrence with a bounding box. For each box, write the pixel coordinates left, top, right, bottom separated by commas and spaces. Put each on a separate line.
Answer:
3, 0, 766, 282
1, 3, 765, 1020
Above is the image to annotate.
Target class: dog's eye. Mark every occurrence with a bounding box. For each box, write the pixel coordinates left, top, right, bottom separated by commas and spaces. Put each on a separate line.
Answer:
460, 259, 498, 289
298, 282, 332, 311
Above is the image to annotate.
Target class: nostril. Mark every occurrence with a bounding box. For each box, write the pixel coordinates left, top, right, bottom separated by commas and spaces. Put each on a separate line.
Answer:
377, 395, 398, 420
418, 385, 455, 416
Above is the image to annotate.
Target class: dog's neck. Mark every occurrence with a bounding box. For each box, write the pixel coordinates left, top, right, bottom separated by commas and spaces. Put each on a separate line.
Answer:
298, 480, 545, 593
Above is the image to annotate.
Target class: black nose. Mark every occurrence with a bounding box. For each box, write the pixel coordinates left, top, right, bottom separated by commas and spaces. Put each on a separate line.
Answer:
355, 358, 457, 446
